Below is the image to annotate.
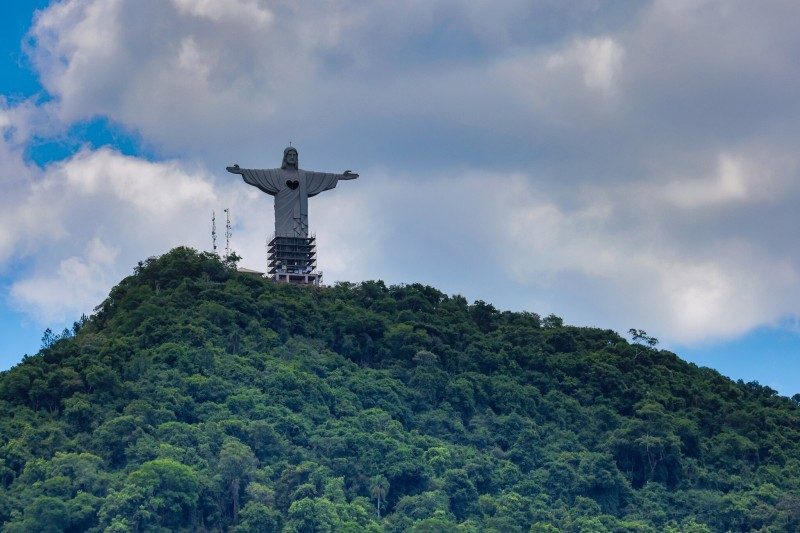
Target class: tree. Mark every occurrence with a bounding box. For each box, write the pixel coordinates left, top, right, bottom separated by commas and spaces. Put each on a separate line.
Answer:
8, 496, 69, 533
224, 251, 242, 268
369, 475, 390, 518
40, 328, 56, 350
628, 328, 658, 358
442, 469, 478, 520
97, 459, 200, 531
286, 497, 340, 532
542, 314, 563, 328
238, 502, 282, 532
469, 300, 498, 333
217, 438, 257, 524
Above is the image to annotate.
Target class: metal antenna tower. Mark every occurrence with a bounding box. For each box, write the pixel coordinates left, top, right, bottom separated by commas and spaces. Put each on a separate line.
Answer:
224, 208, 232, 257
211, 211, 217, 255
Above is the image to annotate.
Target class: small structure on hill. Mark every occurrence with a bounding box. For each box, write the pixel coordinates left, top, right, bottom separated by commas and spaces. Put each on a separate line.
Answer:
237, 267, 264, 277
227, 146, 358, 285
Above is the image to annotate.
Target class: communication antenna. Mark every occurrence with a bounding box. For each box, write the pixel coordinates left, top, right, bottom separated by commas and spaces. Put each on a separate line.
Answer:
211, 211, 217, 255
224, 208, 232, 257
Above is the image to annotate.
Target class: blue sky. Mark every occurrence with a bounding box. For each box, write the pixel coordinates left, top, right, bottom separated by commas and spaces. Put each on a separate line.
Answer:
1, 1, 799, 397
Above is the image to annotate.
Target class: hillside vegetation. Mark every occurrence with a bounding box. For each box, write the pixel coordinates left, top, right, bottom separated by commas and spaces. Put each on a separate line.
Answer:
1, 247, 799, 532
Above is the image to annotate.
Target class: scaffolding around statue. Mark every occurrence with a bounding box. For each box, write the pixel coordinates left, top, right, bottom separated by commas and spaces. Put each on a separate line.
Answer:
267, 234, 322, 285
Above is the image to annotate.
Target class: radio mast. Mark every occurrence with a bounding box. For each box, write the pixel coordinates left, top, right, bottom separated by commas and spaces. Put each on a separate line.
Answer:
211, 211, 218, 255
224, 208, 232, 257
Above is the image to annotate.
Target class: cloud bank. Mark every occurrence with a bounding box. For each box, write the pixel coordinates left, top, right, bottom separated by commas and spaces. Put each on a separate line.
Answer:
2, 0, 800, 344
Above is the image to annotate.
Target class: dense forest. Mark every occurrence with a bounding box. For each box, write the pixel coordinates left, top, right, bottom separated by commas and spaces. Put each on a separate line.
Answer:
1, 247, 799, 532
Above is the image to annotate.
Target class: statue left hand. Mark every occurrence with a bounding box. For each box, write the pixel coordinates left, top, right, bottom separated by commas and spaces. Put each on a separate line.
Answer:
343, 170, 359, 179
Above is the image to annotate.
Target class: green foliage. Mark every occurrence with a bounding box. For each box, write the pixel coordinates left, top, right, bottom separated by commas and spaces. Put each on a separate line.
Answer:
97, 458, 200, 530
1, 246, 799, 531
5, 496, 69, 532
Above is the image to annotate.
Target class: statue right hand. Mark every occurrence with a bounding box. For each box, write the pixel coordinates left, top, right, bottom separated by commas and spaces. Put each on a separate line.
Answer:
226, 164, 243, 174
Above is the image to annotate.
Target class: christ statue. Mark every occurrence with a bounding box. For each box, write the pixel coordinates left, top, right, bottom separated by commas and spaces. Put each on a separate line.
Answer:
227, 146, 358, 238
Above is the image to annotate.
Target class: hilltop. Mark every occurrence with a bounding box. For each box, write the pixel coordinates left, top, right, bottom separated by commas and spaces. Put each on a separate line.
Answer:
1, 247, 799, 532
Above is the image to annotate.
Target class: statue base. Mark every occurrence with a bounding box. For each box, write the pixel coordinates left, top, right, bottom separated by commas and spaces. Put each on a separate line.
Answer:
267, 235, 322, 286
273, 271, 323, 286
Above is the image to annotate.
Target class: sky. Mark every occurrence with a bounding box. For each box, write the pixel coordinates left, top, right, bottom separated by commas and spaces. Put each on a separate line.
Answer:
1, 0, 799, 396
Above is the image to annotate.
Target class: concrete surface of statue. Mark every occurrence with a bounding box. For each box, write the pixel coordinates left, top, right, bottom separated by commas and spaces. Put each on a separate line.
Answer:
227, 147, 358, 237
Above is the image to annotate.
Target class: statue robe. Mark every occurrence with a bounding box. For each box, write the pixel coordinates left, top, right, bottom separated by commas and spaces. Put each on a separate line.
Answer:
239, 167, 344, 237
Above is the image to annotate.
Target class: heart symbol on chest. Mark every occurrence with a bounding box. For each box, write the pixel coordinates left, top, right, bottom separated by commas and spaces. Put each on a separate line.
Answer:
285, 179, 300, 190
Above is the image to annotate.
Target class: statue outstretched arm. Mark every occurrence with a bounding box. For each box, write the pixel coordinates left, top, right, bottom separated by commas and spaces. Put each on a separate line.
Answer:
306, 170, 358, 196
227, 165, 282, 195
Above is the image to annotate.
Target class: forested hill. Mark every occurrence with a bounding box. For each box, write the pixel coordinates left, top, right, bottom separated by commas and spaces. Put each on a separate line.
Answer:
1, 248, 799, 532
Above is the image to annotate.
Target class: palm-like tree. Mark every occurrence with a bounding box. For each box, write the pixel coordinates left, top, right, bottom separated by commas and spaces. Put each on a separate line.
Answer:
369, 475, 390, 518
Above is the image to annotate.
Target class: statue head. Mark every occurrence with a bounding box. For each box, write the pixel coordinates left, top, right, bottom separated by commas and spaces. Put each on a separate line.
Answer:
282, 147, 298, 169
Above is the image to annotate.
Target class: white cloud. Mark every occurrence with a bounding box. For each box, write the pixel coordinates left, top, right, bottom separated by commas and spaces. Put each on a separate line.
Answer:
659, 152, 794, 209
10, 237, 119, 323
23, 1, 636, 156
662, 154, 748, 208
546, 37, 625, 97
0, 150, 219, 320
27, 0, 326, 144
58, 147, 215, 213
6, 0, 800, 349
311, 178, 387, 283
172, 0, 273, 26
491, 178, 800, 343
30, 0, 124, 112
0, 100, 48, 264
